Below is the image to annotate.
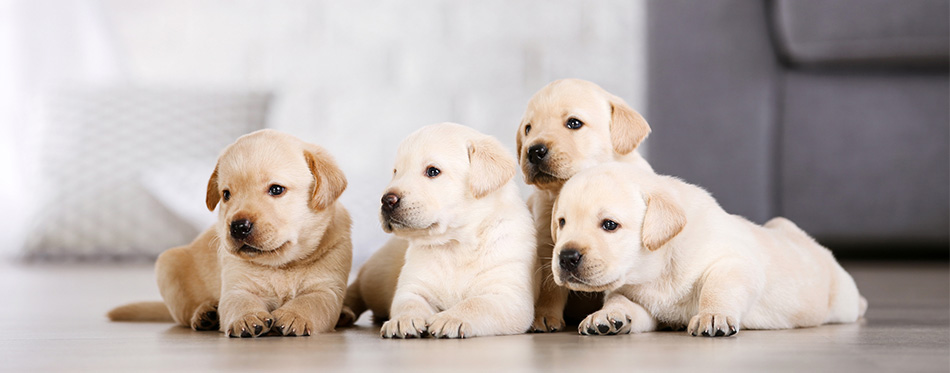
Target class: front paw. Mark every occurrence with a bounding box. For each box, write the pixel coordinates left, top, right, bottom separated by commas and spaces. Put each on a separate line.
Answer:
380, 315, 427, 339
224, 311, 273, 338
687, 313, 739, 337
190, 301, 219, 331
426, 313, 472, 339
578, 309, 635, 336
272, 308, 313, 337
530, 309, 565, 333
336, 306, 357, 328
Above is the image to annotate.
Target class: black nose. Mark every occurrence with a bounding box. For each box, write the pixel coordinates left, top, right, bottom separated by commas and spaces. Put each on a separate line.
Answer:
559, 249, 582, 272
527, 144, 548, 164
229, 219, 253, 240
381, 193, 400, 213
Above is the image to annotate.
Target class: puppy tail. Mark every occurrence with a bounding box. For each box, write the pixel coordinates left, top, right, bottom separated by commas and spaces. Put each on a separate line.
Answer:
858, 296, 868, 318
107, 301, 174, 322
337, 280, 366, 328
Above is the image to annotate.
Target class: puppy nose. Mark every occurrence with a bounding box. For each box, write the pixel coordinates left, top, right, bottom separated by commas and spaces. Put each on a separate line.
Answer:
229, 219, 253, 240
527, 144, 548, 164
381, 193, 400, 212
559, 249, 583, 272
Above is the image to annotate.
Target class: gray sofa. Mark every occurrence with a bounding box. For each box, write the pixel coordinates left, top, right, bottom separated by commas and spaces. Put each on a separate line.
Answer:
646, 0, 949, 256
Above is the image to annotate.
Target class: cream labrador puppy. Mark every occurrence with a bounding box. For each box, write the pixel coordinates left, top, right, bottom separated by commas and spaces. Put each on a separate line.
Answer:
341, 123, 536, 339
551, 162, 868, 337
108, 129, 352, 338
516, 78, 654, 332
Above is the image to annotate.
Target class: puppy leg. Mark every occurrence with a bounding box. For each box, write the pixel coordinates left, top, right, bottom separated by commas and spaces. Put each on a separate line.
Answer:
155, 243, 220, 330
427, 292, 532, 338
687, 260, 761, 337
532, 261, 569, 332
578, 290, 656, 336
338, 278, 365, 328
219, 290, 274, 338
380, 292, 436, 339
273, 287, 344, 336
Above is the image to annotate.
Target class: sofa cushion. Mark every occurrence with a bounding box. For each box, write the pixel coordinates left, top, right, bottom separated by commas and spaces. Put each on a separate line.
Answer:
772, 0, 949, 68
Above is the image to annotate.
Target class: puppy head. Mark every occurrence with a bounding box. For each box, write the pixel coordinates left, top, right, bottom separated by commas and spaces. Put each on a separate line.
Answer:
550, 163, 685, 291
205, 129, 347, 266
380, 123, 516, 240
516, 79, 651, 191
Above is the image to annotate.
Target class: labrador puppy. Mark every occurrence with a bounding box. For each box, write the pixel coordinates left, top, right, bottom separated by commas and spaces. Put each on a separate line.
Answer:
108, 129, 352, 338
516, 78, 654, 332
551, 162, 868, 337
340, 123, 536, 338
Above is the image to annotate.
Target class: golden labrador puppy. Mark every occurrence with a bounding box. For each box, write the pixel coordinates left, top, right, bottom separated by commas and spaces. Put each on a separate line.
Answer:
516, 78, 654, 332
551, 162, 867, 337
108, 129, 352, 338
340, 123, 536, 339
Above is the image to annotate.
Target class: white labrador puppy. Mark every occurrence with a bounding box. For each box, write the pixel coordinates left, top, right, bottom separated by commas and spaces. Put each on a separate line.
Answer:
351, 123, 536, 339
551, 162, 867, 337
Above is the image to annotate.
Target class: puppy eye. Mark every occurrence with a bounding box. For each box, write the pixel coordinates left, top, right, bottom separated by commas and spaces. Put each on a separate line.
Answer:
566, 118, 584, 130
222, 190, 231, 202
558, 218, 565, 228
602, 219, 619, 231
426, 166, 441, 178
393, 169, 397, 175
524, 124, 532, 136
268, 185, 285, 196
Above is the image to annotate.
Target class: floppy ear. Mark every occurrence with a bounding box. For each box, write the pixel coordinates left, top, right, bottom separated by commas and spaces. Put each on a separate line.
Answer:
549, 196, 561, 243
641, 190, 686, 251
467, 136, 516, 199
608, 94, 651, 155
515, 120, 525, 165
304, 146, 348, 211
205, 164, 220, 212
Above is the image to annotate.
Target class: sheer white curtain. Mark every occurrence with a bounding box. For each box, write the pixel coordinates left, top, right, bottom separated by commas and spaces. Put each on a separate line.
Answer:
0, 0, 123, 255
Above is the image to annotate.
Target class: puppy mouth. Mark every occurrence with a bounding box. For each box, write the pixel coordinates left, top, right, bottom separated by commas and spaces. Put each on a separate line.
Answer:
232, 241, 289, 259
524, 165, 567, 186
561, 273, 618, 292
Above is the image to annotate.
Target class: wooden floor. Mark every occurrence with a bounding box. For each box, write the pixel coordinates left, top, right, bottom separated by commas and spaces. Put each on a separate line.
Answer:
0, 261, 947, 372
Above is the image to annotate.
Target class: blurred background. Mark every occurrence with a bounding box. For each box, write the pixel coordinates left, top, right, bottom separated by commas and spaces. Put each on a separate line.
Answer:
0, 0, 946, 271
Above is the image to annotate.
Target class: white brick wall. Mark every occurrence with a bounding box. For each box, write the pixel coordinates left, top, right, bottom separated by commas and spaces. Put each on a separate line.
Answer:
17, 0, 647, 265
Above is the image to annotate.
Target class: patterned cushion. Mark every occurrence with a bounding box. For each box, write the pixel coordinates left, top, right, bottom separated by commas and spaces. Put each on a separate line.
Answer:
23, 86, 269, 260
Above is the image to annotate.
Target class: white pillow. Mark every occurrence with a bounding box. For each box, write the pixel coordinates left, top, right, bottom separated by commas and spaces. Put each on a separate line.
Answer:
23, 86, 269, 260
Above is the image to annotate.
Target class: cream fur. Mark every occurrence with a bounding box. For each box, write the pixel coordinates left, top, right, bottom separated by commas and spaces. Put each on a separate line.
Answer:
551, 162, 867, 337
343, 123, 537, 338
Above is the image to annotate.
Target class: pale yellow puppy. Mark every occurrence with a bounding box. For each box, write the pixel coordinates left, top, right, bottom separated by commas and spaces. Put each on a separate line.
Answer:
515, 78, 654, 332
341, 123, 537, 339
108, 130, 352, 338
551, 162, 867, 337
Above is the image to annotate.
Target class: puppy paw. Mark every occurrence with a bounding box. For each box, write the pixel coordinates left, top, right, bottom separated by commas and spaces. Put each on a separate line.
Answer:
272, 308, 313, 337
687, 313, 739, 337
426, 314, 472, 339
529, 312, 565, 333
336, 306, 357, 328
578, 309, 635, 336
189, 301, 219, 331
224, 311, 273, 338
380, 315, 427, 339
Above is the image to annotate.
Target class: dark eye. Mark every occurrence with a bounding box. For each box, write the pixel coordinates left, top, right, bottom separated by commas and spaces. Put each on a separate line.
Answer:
602, 219, 619, 231
426, 166, 441, 178
268, 185, 285, 196
222, 190, 231, 202
566, 118, 584, 130
558, 218, 565, 228
524, 124, 532, 136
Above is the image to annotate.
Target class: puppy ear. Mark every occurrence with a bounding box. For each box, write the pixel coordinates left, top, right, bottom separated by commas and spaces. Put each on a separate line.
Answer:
304, 146, 348, 211
608, 94, 651, 155
515, 120, 525, 165
641, 190, 686, 251
205, 164, 220, 212
467, 136, 516, 199
550, 196, 561, 243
